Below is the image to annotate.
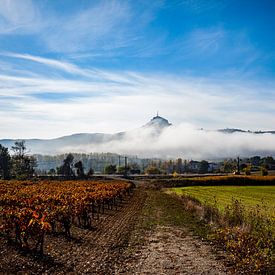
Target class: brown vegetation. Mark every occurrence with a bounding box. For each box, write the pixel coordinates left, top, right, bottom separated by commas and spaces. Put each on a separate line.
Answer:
174, 194, 274, 273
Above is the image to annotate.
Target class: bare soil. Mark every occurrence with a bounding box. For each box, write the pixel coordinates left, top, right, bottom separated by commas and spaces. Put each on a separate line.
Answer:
0, 184, 231, 274
121, 226, 227, 274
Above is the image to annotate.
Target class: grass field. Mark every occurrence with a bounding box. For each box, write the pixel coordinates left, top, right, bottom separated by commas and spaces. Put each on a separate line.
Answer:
168, 186, 275, 218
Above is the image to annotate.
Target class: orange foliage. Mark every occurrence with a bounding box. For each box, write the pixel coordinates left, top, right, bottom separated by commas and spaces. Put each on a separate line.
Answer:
0, 180, 133, 253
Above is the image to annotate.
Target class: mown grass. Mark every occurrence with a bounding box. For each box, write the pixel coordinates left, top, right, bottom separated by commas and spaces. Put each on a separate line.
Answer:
168, 186, 275, 218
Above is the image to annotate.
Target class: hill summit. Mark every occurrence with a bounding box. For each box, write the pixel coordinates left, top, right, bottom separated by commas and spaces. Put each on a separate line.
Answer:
144, 115, 172, 128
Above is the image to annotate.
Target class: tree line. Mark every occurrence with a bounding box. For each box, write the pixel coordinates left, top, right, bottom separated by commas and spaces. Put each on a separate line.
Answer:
55, 153, 94, 179
0, 141, 93, 180
2, 140, 275, 179
0, 141, 36, 180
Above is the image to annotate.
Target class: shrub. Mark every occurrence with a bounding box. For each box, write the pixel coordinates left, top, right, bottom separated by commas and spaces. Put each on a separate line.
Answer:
216, 226, 273, 273
172, 171, 179, 177
244, 168, 251, 175
224, 199, 245, 226
261, 167, 268, 176
177, 194, 274, 273
145, 166, 162, 175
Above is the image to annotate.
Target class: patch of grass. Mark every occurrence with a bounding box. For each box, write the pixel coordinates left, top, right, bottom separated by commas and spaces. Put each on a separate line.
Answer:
167, 186, 275, 273
140, 190, 210, 238
168, 186, 275, 218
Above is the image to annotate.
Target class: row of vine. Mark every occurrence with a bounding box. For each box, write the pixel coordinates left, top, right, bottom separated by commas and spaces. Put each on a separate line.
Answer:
0, 180, 134, 253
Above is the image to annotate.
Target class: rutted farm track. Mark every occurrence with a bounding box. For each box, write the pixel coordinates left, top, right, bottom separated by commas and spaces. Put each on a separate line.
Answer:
124, 226, 228, 274
0, 184, 230, 274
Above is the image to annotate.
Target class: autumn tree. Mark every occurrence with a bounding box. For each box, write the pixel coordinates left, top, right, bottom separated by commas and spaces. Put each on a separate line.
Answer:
145, 165, 162, 175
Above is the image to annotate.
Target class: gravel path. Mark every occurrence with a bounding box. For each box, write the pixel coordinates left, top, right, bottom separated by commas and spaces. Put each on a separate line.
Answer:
124, 226, 228, 274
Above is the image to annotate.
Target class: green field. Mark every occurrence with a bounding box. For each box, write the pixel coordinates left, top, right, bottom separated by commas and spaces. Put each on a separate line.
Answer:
168, 186, 275, 218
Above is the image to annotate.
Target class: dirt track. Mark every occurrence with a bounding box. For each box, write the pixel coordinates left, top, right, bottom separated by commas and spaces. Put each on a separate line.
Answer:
121, 226, 227, 274
0, 185, 230, 274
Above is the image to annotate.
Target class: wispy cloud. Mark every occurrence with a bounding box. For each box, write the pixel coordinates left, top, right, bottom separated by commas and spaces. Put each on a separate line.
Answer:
185, 28, 225, 54
0, 0, 43, 34
173, 0, 228, 14
0, 1, 274, 158
41, 0, 132, 53
0, 0, 166, 57
0, 53, 275, 139
0, 52, 143, 85
4, 53, 86, 75
0, 0, 269, 72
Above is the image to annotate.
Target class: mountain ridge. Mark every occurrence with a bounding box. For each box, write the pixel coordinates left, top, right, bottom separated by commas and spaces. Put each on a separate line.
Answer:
1, 116, 274, 155
0, 116, 171, 154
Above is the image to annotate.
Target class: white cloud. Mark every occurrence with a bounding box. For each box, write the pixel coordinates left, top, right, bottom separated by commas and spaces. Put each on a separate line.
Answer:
0, 52, 143, 85
184, 28, 225, 54
40, 0, 133, 53
0, 53, 275, 141
0, 0, 165, 56
0, 0, 42, 34
38, 123, 275, 159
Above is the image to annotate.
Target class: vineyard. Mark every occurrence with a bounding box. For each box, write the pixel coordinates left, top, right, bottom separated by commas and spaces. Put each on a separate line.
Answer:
1, 177, 274, 273
0, 180, 134, 254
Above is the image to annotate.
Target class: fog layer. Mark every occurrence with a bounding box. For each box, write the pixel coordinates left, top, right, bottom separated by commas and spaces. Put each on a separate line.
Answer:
60, 124, 275, 160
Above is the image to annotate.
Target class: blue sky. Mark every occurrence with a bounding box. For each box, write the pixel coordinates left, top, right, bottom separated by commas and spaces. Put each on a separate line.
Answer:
0, 0, 275, 139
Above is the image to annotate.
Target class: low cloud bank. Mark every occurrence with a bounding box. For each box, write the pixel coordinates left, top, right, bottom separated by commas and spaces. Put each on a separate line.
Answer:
60, 124, 275, 160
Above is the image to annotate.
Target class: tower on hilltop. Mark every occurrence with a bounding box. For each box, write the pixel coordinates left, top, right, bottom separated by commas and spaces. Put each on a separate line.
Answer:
144, 113, 172, 128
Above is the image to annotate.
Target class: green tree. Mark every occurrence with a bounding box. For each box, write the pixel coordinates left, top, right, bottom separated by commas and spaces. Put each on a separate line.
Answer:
0, 144, 11, 179
11, 141, 37, 179
74, 160, 85, 178
223, 159, 236, 173
262, 156, 274, 170
87, 167, 94, 177
104, 164, 117, 174
57, 153, 75, 178
244, 167, 251, 175
48, 168, 56, 176
199, 160, 209, 174
117, 166, 130, 174
261, 167, 268, 176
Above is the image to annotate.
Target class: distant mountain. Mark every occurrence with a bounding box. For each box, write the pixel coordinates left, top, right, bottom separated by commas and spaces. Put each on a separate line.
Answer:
0, 133, 116, 155
218, 128, 247, 134
1, 115, 274, 156
0, 115, 172, 155
218, 128, 275, 134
